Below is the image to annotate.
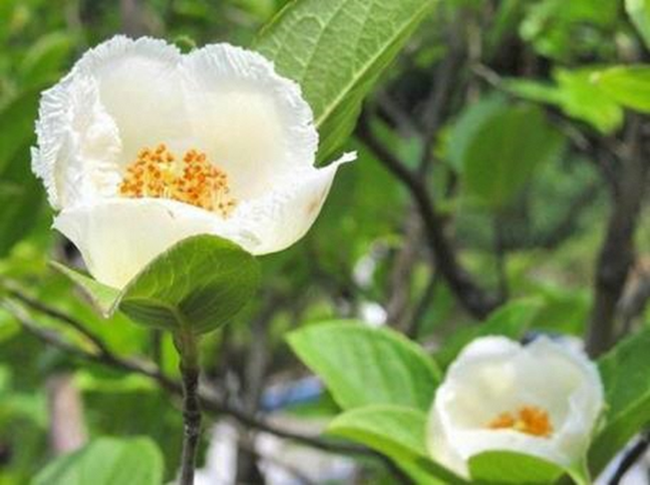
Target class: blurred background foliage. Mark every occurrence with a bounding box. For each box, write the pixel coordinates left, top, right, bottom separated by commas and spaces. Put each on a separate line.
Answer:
0, 0, 649, 483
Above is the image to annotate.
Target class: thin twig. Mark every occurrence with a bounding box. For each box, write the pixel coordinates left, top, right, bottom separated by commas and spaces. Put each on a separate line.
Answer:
6, 286, 112, 355
236, 439, 318, 485
1, 297, 373, 458
357, 114, 499, 319
176, 331, 202, 485
586, 116, 649, 356
417, 16, 465, 176
493, 213, 509, 301
406, 271, 440, 339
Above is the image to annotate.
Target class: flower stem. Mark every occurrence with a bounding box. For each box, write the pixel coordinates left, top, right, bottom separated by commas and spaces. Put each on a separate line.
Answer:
177, 331, 202, 485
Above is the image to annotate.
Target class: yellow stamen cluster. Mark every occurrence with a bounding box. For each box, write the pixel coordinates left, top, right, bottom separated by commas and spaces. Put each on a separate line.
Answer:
487, 405, 553, 437
118, 144, 236, 217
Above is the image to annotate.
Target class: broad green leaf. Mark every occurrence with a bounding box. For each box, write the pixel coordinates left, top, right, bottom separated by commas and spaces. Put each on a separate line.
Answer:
447, 94, 509, 171
0, 309, 20, 343
287, 320, 440, 411
469, 451, 565, 484
328, 404, 429, 460
590, 328, 650, 473
505, 69, 624, 134
503, 78, 563, 105
552, 69, 623, 134
327, 404, 462, 484
32, 437, 163, 485
528, 284, 590, 336
594, 66, 650, 113
54, 235, 260, 335
626, 0, 650, 50
255, 0, 435, 161
436, 298, 543, 368
117, 235, 259, 334
462, 104, 565, 209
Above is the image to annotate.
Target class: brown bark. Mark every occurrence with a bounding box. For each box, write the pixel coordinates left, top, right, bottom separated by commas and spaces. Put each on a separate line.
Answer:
586, 118, 649, 356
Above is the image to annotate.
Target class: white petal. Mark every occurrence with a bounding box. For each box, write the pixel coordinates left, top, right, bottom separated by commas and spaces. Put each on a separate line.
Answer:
32, 74, 121, 209
54, 199, 238, 289
428, 336, 604, 479
527, 338, 604, 464
179, 44, 318, 200
73, 36, 189, 163
229, 152, 355, 255
54, 153, 354, 288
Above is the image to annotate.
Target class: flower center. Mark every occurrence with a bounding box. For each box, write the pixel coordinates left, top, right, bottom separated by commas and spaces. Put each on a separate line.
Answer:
118, 143, 237, 217
486, 405, 553, 437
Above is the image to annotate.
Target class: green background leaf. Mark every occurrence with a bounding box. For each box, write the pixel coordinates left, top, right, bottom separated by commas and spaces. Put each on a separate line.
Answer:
436, 298, 543, 368
32, 437, 164, 485
505, 69, 624, 134
626, 0, 650, 50
0, 89, 44, 257
447, 94, 509, 171
590, 328, 650, 473
287, 320, 440, 411
327, 404, 429, 460
327, 404, 463, 484
595, 66, 650, 113
462, 104, 565, 209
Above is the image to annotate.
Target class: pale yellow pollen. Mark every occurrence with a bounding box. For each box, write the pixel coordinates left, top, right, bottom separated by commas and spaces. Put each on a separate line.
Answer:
118, 144, 237, 217
487, 405, 553, 438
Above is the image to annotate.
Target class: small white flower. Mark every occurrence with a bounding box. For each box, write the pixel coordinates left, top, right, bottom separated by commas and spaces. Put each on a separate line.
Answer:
428, 336, 604, 479
32, 36, 354, 289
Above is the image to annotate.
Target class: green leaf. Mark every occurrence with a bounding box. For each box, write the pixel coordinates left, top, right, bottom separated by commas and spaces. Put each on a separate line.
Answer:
327, 404, 462, 484
287, 320, 440, 411
32, 437, 164, 485
626, 0, 650, 50
502, 78, 564, 106
447, 94, 509, 171
0, 88, 40, 173
19, 31, 74, 86
468, 451, 565, 484
436, 298, 543, 369
506, 69, 624, 134
527, 284, 590, 336
0, 88, 45, 257
462, 104, 565, 209
255, 0, 435, 161
0, 151, 43, 258
552, 69, 623, 135
519, 0, 618, 61
54, 235, 260, 335
327, 404, 429, 460
590, 328, 650, 473
594, 66, 650, 113
117, 236, 259, 334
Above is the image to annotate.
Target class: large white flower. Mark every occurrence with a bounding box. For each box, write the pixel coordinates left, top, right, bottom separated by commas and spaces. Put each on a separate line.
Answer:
428, 336, 604, 479
32, 36, 354, 289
